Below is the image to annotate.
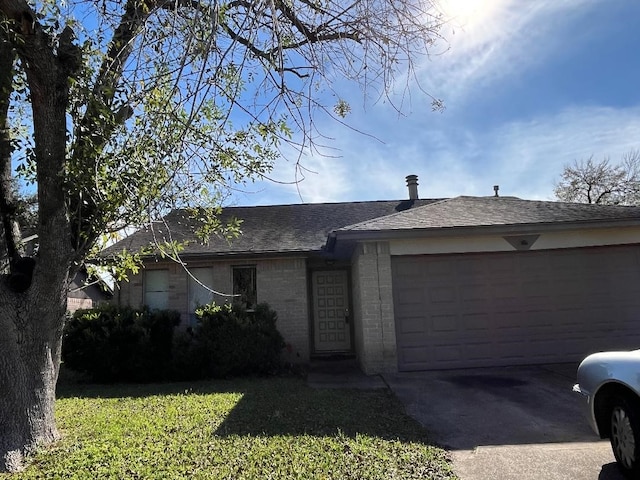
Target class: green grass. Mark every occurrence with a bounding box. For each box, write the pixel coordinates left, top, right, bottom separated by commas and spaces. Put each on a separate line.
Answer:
4, 378, 457, 479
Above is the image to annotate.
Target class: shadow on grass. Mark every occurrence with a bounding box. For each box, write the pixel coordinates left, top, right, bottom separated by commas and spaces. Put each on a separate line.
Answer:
56, 376, 250, 399
214, 382, 430, 443
56, 375, 432, 445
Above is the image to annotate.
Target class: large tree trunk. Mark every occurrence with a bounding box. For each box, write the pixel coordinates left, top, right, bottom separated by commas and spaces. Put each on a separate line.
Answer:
0, 2, 76, 472
0, 268, 69, 472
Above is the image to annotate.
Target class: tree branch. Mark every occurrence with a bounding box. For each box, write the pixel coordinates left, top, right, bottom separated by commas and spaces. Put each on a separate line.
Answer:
0, 29, 21, 265
1, 0, 78, 271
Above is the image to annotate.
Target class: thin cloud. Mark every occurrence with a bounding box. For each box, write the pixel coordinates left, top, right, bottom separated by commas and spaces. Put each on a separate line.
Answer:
418, 0, 598, 108
228, 1, 638, 207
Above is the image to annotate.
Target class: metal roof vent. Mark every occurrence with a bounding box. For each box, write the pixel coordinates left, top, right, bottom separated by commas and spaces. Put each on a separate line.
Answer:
406, 175, 419, 200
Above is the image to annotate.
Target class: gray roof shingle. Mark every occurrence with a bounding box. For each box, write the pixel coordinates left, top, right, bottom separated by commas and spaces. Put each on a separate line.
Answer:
338, 196, 640, 233
107, 196, 640, 257
107, 199, 440, 256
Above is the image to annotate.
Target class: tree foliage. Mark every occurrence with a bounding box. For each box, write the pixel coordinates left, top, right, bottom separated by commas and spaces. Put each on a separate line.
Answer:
2, 0, 446, 270
554, 151, 640, 205
0, 0, 445, 472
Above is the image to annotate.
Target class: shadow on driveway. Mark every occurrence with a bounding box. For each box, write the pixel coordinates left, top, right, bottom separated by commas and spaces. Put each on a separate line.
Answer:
384, 364, 626, 480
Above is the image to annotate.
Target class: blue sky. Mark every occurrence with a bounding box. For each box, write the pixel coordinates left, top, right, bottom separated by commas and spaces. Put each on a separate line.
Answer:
228, 0, 640, 206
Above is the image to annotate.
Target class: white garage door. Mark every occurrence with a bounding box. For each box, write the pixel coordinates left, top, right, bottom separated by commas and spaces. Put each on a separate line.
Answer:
392, 245, 640, 371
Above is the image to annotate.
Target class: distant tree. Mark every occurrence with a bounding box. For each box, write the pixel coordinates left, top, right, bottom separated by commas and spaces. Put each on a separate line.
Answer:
554, 151, 640, 205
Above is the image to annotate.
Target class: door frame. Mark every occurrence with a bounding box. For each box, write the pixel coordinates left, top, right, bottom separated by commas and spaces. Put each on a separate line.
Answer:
309, 267, 355, 355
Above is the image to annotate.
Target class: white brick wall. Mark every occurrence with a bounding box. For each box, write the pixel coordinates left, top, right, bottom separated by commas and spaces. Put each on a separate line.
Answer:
258, 258, 309, 362
351, 241, 398, 374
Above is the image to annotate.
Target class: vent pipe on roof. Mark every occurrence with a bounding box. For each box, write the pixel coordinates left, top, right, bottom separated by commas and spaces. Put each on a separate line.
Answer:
493, 185, 499, 197
406, 175, 419, 200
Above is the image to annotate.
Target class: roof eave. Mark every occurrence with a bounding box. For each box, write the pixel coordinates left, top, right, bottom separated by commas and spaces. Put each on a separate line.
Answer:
146, 248, 322, 260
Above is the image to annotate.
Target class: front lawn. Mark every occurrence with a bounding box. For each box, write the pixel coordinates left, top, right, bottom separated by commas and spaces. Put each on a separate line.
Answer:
3, 378, 456, 479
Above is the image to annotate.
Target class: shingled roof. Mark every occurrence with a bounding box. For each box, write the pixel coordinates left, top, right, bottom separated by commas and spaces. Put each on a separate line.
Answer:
108, 199, 440, 256
107, 196, 640, 257
336, 196, 640, 234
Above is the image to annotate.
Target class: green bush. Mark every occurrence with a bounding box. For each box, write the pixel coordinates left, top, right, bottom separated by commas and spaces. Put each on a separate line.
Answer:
173, 302, 285, 379
63, 303, 285, 383
62, 305, 180, 382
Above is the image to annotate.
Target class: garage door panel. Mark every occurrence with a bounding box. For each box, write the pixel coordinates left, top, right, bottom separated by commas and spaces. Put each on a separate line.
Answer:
436, 344, 465, 362
494, 340, 529, 359
525, 338, 557, 357
611, 281, 640, 299
465, 342, 494, 361
460, 283, 490, 302
487, 256, 517, 273
400, 346, 430, 367
430, 285, 457, 303
431, 314, 460, 333
424, 258, 455, 276
395, 287, 425, 304
457, 257, 486, 275
397, 316, 427, 335
392, 245, 640, 371
519, 255, 550, 272
491, 282, 521, 300
461, 313, 491, 330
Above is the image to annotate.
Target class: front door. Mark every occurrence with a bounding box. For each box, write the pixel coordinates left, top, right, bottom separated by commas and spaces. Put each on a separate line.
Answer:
312, 270, 351, 352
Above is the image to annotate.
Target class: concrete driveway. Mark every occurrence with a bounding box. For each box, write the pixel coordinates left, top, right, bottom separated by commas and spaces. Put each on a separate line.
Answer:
384, 364, 625, 480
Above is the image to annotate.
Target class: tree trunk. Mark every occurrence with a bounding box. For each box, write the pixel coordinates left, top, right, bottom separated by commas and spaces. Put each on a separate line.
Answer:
0, 267, 69, 472
0, 4, 76, 471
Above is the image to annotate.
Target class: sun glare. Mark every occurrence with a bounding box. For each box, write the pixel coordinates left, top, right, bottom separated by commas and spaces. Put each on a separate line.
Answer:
438, 0, 503, 28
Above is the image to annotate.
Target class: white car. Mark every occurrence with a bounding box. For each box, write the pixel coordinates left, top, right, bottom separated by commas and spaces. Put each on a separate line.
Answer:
574, 350, 640, 478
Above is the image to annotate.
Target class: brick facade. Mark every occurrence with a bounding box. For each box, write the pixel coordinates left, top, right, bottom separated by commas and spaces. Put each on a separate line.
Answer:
115, 256, 310, 362
114, 245, 401, 373
351, 241, 398, 374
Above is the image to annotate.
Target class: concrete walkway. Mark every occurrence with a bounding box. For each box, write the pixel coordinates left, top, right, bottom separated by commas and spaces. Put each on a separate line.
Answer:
452, 442, 622, 480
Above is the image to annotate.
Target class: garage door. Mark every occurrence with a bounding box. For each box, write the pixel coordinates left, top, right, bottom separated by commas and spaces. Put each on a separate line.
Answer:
392, 245, 640, 371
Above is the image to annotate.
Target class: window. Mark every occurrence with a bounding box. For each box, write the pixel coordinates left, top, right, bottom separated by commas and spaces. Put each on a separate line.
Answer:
232, 266, 257, 310
188, 267, 214, 321
144, 269, 169, 310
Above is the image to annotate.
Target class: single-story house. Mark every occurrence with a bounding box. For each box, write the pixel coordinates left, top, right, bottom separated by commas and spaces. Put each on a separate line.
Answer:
109, 176, 640, 374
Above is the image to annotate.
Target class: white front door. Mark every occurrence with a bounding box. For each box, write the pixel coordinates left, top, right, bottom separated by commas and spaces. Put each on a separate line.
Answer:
312, 270, 351, 352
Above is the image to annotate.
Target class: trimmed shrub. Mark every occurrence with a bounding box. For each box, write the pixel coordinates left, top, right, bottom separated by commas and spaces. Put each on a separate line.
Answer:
62, 305, 180, 382
173, 302, 285, 379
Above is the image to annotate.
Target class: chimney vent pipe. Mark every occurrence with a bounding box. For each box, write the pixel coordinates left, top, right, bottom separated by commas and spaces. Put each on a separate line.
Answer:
406, 175, 419, 200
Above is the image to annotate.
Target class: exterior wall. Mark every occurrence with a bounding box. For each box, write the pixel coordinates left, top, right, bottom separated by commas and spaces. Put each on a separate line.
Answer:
116, 268, 146, 309
67, 297, 94, 312
389, 226, 640, 256
256, 258, 310, 362
350, 241, 397, 374
115, 256, 310, 362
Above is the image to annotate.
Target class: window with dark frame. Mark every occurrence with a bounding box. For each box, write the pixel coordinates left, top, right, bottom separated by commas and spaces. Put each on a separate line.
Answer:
232, 266, 257, 310
144, 269, 169, 310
